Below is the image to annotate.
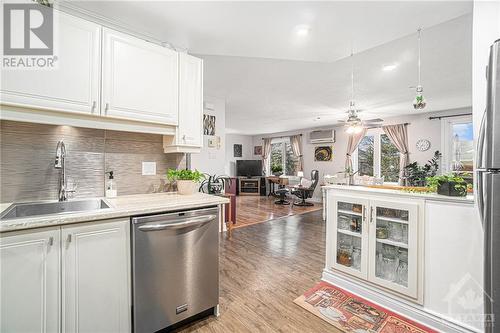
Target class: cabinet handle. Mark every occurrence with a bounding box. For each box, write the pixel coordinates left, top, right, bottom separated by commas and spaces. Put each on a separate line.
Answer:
182, 134, 186, 141
48, 236, 54, 246
67, 234, 72, 244
91, 101, 96, 113
370, 207, 374, 223
105, 103, 109, 113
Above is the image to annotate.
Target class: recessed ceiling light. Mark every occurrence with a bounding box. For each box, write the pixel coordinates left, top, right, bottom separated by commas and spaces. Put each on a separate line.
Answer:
382, 63, 398, 71
295, 25, 310, 37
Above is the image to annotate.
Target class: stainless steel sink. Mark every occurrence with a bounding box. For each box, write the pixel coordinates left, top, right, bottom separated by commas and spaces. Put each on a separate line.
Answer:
0, 199, 111, 220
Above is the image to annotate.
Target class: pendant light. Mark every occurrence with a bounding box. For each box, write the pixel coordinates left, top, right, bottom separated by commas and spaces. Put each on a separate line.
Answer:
413, 28, 426, 110
345, 51, 363, 134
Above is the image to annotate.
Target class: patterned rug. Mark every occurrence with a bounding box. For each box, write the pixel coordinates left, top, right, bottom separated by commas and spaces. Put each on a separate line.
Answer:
294, 281, 436, 333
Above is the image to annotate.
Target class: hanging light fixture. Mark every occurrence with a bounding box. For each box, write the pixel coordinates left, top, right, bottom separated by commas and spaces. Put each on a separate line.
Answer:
413, 28, 426, 110
345, 51, 364, 134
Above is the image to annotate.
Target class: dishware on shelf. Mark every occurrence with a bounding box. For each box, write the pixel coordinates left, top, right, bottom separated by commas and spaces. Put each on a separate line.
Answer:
398, 248, 408, 262
337, 244, 352, 267
381, 255, 397, 281
401, 224, 409, 243
338, 214, 350, 230
352, 247, 361, 270
382, 244, 397, 259
389, 222, 403, 242
396, 259, 409, 286
376, 226, 389, 239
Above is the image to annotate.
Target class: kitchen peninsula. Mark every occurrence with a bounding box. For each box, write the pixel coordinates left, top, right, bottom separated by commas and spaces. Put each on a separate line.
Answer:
322, 184, 482, 332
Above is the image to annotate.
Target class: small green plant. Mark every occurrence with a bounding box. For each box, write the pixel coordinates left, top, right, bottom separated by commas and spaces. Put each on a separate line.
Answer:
426, 174, 468, 196
271, 164, 283, 173
199, 174, 233, 194
167, 169, 205, 182
404, 151, 441, 186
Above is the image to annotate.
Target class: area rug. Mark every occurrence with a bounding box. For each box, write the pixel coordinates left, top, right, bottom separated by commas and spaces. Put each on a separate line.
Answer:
294, 281, 436, 333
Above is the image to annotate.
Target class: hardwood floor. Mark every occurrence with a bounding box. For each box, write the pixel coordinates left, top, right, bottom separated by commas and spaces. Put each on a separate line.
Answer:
175, 210, 341, 333
234, 195, 322, 229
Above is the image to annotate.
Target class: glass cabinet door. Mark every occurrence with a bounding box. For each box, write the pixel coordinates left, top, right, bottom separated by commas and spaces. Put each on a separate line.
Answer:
368, 200, 419, 298
330, 196, 370, 279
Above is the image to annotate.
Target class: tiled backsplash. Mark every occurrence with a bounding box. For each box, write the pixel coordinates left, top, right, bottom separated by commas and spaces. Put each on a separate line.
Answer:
0, 120, 185, 203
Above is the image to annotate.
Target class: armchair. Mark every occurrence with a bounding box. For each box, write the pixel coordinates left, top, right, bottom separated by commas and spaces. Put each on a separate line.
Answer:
291, 170, 319, 206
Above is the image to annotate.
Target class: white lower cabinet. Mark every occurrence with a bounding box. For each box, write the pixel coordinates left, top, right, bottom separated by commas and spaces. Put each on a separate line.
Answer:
0, 219, 130, 333
62, 219, 130, 333
0, 228, 60, 333
329, 192, 423, 302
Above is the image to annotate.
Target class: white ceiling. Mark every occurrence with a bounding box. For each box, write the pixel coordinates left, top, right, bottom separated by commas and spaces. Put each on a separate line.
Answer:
69, 1, 473, 135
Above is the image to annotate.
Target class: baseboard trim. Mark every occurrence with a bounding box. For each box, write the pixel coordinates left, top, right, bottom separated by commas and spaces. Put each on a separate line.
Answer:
321, 269, 481, 333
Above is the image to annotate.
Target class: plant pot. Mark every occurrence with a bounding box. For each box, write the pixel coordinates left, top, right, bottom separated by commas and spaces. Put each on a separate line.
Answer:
273, 172, 283, 177
176, 180, 197, 195
437, 181, 467, 197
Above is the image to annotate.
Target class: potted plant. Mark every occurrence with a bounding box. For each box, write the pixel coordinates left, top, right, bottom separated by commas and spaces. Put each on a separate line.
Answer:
426, 174, 469, 197
167, 169, 205, 195
199, 174, 233, 194
404, 151, 441, 187
271, 164, 283, 176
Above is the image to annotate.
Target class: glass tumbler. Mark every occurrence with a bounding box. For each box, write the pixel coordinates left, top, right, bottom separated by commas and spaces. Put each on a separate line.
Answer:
382, 256, 397, 281
389, 222, 403, 242
396, 260, 409, 286
352, 247, 361, 270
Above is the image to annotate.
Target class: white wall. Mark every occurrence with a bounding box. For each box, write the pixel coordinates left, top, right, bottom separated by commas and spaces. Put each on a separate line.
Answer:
191, 96, 226, 175
252, 109, 469, 201
225, 133, 258, 176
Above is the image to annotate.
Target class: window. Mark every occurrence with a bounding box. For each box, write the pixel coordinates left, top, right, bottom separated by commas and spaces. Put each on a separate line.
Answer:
358, 136, 374, 176
441, 115, 473, 175
380, 134, 400, 183
355, 130, 400, 183
269, 138, 299, 176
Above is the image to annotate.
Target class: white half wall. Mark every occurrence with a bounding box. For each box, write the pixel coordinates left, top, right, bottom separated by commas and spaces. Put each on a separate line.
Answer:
191, 96, 226, 175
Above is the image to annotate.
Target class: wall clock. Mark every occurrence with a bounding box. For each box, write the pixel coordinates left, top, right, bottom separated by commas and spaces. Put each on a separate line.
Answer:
416, 139, 431, 152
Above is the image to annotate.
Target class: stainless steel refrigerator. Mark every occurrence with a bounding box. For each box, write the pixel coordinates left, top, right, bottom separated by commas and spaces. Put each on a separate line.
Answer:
477, 39, 500, 332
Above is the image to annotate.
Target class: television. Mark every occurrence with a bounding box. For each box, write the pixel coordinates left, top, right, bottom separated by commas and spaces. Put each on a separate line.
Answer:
236, 160, 263, 178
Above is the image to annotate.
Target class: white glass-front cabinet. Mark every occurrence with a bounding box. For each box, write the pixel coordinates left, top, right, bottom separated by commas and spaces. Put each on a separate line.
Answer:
102, 28, 179, 125
330, 196, 370, 280
0, 12, 101, 114
329, 193, 422, 300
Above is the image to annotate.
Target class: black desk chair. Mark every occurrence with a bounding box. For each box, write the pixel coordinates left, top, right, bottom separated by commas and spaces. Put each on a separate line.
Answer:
291, 170, 319, 207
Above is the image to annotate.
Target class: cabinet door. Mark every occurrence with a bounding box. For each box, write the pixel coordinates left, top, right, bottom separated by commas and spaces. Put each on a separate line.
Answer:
0, 12, 101, 115
177, 53, 203, 146
62, 219, 130, 333
102, 28, 178, 125
368, 200, 420, 299
0, 228, 60, 333
329, 195, 370, 280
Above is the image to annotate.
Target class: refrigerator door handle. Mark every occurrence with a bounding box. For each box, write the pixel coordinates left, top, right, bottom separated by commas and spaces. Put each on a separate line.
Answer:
477, 109, 487, 169
477, 170, 485, 226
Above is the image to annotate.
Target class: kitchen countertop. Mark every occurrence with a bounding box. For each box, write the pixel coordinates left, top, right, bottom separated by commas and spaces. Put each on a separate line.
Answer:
322, 184, 474, 204
0, 192, 229, 233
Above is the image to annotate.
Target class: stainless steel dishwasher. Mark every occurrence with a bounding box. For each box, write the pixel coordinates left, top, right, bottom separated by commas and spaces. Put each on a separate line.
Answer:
131, 207, 219, 333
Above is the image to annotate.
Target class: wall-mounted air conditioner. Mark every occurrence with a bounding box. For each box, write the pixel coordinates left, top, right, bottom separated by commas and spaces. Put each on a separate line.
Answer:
309, 129, 335, 144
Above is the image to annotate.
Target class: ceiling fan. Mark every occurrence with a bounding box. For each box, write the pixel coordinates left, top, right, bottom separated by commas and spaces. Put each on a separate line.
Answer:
338, 51, 384, 134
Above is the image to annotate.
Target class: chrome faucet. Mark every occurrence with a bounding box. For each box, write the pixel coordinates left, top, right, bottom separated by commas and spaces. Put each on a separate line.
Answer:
55, 141, 75, 201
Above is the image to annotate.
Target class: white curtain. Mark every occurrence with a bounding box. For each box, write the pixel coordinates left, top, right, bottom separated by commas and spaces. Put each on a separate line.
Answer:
382, 124, 410, 185
262, 138, 272, 175
345, 129, 368, 171
290, 135, 303, 172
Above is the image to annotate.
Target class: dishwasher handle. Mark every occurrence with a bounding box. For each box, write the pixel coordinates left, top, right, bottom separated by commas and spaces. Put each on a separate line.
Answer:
137, 214, 216, 232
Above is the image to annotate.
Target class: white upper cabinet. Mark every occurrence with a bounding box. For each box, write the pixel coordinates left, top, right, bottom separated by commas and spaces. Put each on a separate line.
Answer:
0, 12, 101, 114
177, 53, 203, 146
102, 28, 179, 125
0, 228, 60, 333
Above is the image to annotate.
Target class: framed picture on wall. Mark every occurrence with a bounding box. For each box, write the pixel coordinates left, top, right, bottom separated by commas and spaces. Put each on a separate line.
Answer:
254, 146, 262, 155
314, 146, 333, 161
203, 114, 216, 135
234, 144, 242, 157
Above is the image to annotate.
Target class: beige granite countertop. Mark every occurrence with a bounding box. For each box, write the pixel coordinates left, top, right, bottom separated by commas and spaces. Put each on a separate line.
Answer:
0, 192, 229, 233
322, 184, 474, 204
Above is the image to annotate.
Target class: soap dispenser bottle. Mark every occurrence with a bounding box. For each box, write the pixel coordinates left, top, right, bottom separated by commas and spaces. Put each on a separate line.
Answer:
105, 171, 117, 198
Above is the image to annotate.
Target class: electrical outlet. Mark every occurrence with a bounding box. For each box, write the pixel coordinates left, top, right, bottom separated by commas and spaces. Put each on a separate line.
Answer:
142, 162, 156, 176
